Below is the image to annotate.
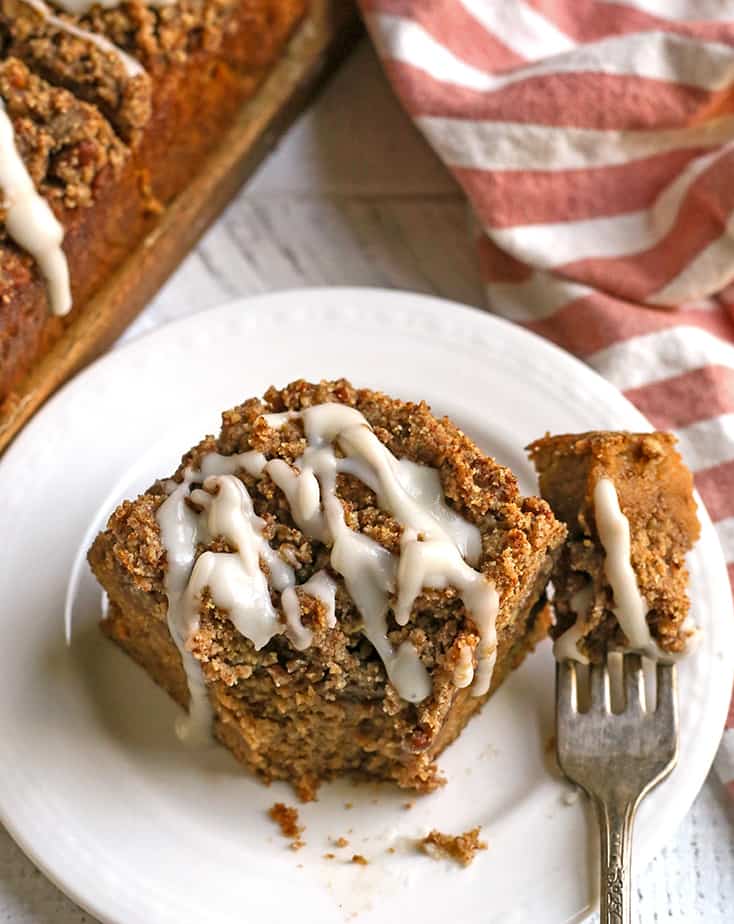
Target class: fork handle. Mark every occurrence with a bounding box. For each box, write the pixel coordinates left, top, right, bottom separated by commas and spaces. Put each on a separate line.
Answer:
595, 794, 637, 924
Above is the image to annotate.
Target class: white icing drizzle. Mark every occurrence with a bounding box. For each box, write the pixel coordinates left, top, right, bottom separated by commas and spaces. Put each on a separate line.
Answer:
593, 477, 698, 661
299, 570, 338, 628
593, 478, 654, 652
22, 0, 144, 77
188, 475, 294, 648
155, 471, 212, 745
53, 0, 174, 14
453, 643, 474, 689
155, 404, 497, 741
262, 411, 299, 430
281, 571, 337, 652
0, 99, 71, 315
267, 403, 497, 698
157, 450, 275, 745
553, 583, 593, 664
265, 413, 431, 702
395, 525, 497, 694
394, 459, 482, 563
199, 450, 267, 479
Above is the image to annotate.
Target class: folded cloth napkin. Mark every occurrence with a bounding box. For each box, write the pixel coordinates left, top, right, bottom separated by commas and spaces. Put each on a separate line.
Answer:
359, 0, 734, 795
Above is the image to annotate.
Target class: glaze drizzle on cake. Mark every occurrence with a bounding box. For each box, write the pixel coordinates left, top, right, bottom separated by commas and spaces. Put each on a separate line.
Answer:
554, 476, 696, 662
157, 403, 500, 742
593, 477, 655, 653
0, 98, 71, 316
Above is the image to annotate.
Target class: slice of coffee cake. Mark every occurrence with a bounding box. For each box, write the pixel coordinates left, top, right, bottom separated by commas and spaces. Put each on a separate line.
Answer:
89, 379, 565, 798
528, 431, 700, 664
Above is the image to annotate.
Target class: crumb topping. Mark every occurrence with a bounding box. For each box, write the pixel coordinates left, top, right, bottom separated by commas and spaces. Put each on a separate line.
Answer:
89, 380, 565, 796
0, 56, 126, 214
420, 827, 487, 867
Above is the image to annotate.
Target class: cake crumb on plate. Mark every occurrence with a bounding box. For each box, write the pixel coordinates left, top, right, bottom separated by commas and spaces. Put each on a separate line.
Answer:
268, 803, 304, 849
420, 827, 487, 867
351, 854, 369, 866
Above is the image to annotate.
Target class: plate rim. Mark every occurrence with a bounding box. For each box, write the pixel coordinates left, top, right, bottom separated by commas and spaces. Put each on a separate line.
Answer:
1, 286, 732, 924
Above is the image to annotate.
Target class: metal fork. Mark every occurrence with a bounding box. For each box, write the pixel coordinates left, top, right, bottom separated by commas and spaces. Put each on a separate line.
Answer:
556, 655, 679, 924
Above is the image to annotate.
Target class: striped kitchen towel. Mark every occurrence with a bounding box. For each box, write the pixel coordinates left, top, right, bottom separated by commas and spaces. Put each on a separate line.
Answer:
358, 0, 734, 795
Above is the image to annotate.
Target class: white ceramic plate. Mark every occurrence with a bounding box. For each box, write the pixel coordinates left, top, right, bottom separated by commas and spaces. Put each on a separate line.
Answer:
0, 288, 731, 924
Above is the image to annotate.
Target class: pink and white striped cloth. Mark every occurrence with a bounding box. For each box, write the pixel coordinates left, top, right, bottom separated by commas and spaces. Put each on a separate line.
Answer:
358, 0, 734, 795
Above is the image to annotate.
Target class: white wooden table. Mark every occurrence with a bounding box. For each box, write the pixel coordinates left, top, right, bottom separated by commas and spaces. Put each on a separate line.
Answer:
2, 41, 732, 923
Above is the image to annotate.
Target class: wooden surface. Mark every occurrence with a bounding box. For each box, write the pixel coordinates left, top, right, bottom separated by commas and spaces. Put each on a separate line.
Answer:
1, 39, 732, 924
0, 0, 360, 455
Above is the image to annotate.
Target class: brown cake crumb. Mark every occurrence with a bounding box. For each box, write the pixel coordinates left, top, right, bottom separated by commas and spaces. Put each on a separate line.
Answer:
403, 801, 414, 810
334, 836, 349, 848
268, 802, 304, 849
351, 854, 369, 866
420, 827, 487, 867
323, 853, 335, 860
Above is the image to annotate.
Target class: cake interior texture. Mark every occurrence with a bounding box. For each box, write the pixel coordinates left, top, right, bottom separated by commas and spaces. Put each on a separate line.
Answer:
89, 379, 566, 799
527, 430, 700, 662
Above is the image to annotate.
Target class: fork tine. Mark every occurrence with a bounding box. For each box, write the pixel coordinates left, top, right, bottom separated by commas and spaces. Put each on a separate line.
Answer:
623, 654, 645, 713
555, 650, 680, 924
656, 662, 678, 723
556, 660, 578, 716
589, 662, 611, 713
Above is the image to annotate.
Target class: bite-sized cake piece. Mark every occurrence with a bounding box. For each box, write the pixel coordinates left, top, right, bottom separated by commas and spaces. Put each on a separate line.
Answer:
89, 379, 566, 799
527, 431, 700, 663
